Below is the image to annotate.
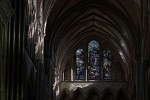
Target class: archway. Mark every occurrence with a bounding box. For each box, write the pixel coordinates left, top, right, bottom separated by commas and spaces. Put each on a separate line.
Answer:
72, 88, 85, 100
102, 88, 114, 100
86, 88, 100, 100
59, 89, 71, 100
44, 1, 140, 100
59, 93, 69, 100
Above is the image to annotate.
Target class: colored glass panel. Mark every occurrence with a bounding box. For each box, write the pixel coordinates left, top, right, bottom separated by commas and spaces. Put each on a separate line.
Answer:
88, 40, 100, 80
103, 49, 111, 80
76, 49, 84, 79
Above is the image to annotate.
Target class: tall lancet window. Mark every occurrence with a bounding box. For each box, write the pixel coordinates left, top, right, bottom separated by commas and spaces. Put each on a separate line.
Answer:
76, 49, 84, 79
88, 40, 100, 80
103, 49, 111, 80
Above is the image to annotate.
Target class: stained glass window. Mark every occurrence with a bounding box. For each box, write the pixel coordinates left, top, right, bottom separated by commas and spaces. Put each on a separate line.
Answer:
88, 40, 100, 80
76, 49, 84, 79
103, 49, 111, 80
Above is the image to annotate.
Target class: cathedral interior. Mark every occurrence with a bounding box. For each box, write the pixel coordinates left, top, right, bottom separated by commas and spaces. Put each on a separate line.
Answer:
0, 0, 150, 100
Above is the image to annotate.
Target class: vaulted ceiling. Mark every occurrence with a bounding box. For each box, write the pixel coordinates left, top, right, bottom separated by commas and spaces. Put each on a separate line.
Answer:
44, 0, 141, 79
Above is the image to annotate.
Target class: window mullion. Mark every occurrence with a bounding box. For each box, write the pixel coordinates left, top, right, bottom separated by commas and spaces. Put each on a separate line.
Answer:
85, 49, 87, 81
100, 52, 103, 81
71, 57, 74, 81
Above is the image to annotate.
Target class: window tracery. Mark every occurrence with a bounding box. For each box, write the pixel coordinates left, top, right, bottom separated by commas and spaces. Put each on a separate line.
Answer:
88, 40, 100, 80
64, 40, 113, 81
76, 49, 85, 79
103, 49, 111, 80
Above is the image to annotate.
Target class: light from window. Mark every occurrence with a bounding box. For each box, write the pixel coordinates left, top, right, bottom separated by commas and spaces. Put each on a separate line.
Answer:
88, 40, 100, 80
103, 49, 111, 80
76, 49, 84, 79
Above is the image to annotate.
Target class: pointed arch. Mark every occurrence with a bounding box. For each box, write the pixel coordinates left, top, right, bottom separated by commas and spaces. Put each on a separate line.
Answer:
76, 48, 85, 79
86, 87, 100, 100
72, 87, 85, 100
102, 87, 115, 100
88, 40, 100, 80
59, 88, 72, 100
103, 49, 112, 80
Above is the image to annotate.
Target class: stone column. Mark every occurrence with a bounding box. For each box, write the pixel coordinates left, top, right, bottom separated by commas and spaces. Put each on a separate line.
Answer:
6, 0, 26, 100
143, 60, 149, 100
0, 0, 12, 100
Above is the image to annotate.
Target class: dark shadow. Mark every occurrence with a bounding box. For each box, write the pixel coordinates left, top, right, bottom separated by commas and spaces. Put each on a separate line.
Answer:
116, 89, 127, 100
86, 87, 100, 100
59, 89, 71, 100
72, 88, 85, 100
102, 88, 114, 100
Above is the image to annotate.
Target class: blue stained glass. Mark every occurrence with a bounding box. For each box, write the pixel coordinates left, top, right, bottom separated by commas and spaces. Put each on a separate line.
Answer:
88, 40, 100, 80
76, 49, 84, 79
103, 49, 111, 80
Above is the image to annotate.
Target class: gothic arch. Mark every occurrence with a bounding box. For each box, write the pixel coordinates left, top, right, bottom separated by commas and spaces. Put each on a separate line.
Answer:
101, 87, 115, 100
72, 87, 85, 100
59, 88, 72, 100
43, 0, 143, 100
86, 87, 100, 100
44, 0, 140, 76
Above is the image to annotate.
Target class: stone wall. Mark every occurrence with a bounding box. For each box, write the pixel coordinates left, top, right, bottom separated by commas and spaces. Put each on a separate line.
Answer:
59, 81, 127, 99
